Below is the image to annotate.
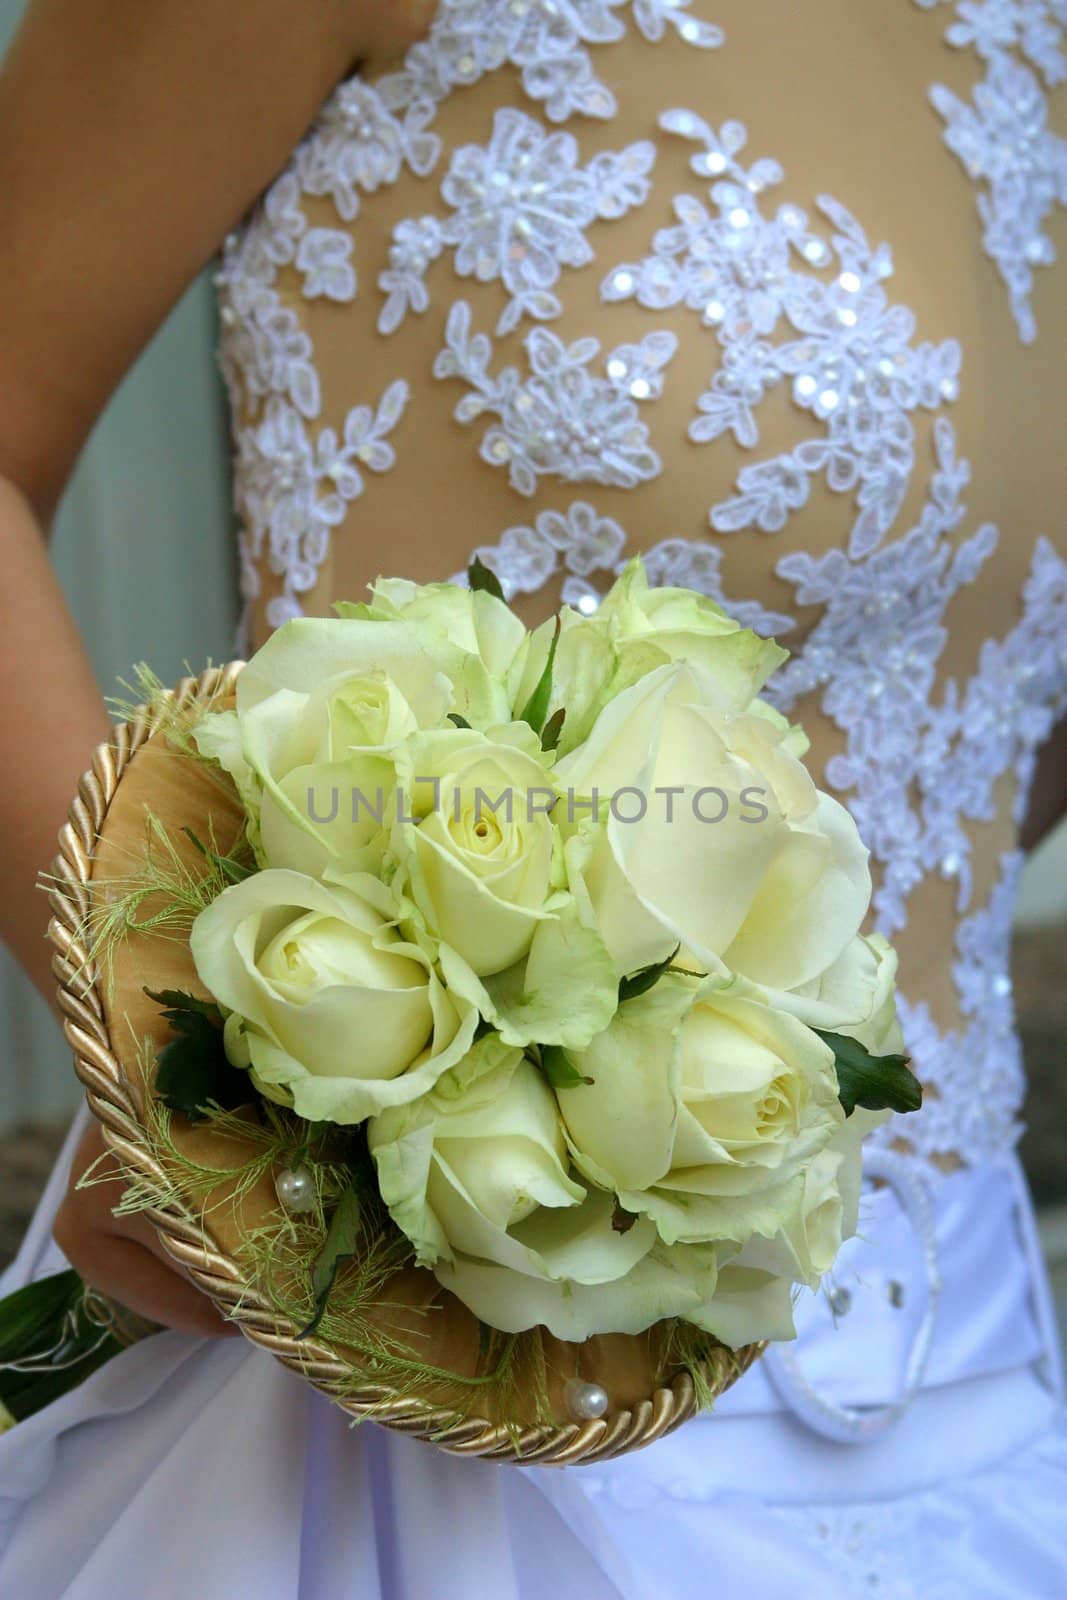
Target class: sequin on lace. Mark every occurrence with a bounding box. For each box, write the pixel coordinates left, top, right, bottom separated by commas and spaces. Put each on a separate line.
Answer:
915, 0, 1067, 342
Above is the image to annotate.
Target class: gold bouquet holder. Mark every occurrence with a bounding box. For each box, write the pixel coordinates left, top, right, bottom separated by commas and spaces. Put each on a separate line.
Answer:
46, 666, 762, 1465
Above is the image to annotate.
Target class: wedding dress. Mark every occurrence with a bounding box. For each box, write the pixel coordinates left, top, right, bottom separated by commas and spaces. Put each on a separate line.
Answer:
3, 2, 1067, 1594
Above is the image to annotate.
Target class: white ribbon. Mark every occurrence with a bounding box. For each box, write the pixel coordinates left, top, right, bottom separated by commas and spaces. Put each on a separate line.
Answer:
761, 1147, 943, 1444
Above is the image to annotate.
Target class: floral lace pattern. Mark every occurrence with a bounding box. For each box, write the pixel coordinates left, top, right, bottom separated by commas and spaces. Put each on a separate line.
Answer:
381, 109, 655, 336
434, 304, 676, 491
373, 0, 722, 129
456, 506, 797, 635
915, 0, 1067, 342
603, 112, 963, 557
217, 0, 1067, 1169
768, 419, 997, 932
235, 384, 409, 629
767, 423, 1067, 1161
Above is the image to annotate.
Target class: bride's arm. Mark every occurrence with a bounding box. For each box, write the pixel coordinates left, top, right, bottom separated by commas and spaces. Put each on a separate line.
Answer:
0, 0, 377, 992
0, 0, 400, 1335
0, 486, 112, 997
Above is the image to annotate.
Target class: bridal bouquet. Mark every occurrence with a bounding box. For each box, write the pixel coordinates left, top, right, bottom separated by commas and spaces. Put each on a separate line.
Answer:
0, 559, 919, 1458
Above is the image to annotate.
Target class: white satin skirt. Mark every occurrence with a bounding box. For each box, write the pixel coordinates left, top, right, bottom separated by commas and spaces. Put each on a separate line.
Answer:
1, 1101, 1065, 1600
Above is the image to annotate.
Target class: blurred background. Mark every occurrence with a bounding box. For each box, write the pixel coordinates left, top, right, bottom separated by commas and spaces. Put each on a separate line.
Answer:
0, 1, 1063, 1340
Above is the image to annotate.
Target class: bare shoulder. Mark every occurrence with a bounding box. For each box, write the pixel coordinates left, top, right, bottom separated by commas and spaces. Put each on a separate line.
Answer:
0, 0, 376, 517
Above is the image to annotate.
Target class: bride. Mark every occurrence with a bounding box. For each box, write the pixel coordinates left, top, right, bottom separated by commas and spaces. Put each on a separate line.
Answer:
1, 0, 1066, 1593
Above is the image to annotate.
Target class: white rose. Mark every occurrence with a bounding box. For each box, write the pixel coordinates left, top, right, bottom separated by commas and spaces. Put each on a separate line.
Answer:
559, 976, 845, 1250
369, 1036, 722, 1339
696, 1106, 886, 1346
382, 728, 618, 1052
557, 660, 872, 993
339, 578, 530, 721
594, 559, 787, 688
391, 724, 559, 977
194, 619, 457, 876
765, 932, 906, 1056
190, 868, 475, 1124
513, 559, 786, 756
435, 1233, 723, 1341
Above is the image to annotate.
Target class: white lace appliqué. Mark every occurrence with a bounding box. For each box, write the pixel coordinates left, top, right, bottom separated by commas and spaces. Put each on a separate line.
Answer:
603, 112, 963, 558
769, 418, 998, 930
916, 0, 1067, 342
296, 82, 442, 222
455, 504, 797, 635
381, 108, 655, 336
434, 302, 676, 492
217, 0, 719, 632
236, 383, 409, 630
374, 0, 722, 129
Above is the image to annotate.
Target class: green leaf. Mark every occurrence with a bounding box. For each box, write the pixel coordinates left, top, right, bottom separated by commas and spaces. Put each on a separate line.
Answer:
146, 990, 249, 1123
815, 1029, 923, 1118
448, 712, 472, 730
296, 1181, 362, 1341
144, 988, 223, 1024
618, 946, 680, 1005
518, 616, 561, 736
468, 556, 506, 602
539, 1044, 593, 1089
180, 827, 253, 884
540, 707, 566, 753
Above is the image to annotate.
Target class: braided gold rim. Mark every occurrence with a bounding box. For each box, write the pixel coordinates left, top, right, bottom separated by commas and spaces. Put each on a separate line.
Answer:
47, 666, 764, 1465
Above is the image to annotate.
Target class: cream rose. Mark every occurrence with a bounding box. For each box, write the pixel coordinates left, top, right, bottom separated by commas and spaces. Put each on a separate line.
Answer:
390, 724, 559, 977
338, 577, 531, 721
512, 560, 787, 756
194, 621, 456, 876
594, 559, 787, 687
190, 868, 475, 1123
557, 659, 872, 994
765, 932, 906, 1056
558, 976, 846, 1251
369, 1036, 722, 1339
696, 1105, 886, 1346
382, 726, 618, 1051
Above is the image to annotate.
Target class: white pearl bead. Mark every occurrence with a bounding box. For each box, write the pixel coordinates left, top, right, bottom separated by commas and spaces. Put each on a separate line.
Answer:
564, 1378, 610, 1421
275, 1165, 317, 1214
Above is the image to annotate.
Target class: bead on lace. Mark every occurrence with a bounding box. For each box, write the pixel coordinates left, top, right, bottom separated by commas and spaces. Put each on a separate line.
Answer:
455, 512, 796, 636
373, 0, 722, 130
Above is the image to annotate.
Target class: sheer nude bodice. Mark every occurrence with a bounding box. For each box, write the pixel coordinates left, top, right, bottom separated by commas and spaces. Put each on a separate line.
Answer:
216, 0, 1067, 1171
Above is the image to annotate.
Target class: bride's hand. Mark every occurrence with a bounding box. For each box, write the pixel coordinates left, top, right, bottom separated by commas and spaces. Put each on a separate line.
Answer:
52, 1118, 240, 1339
